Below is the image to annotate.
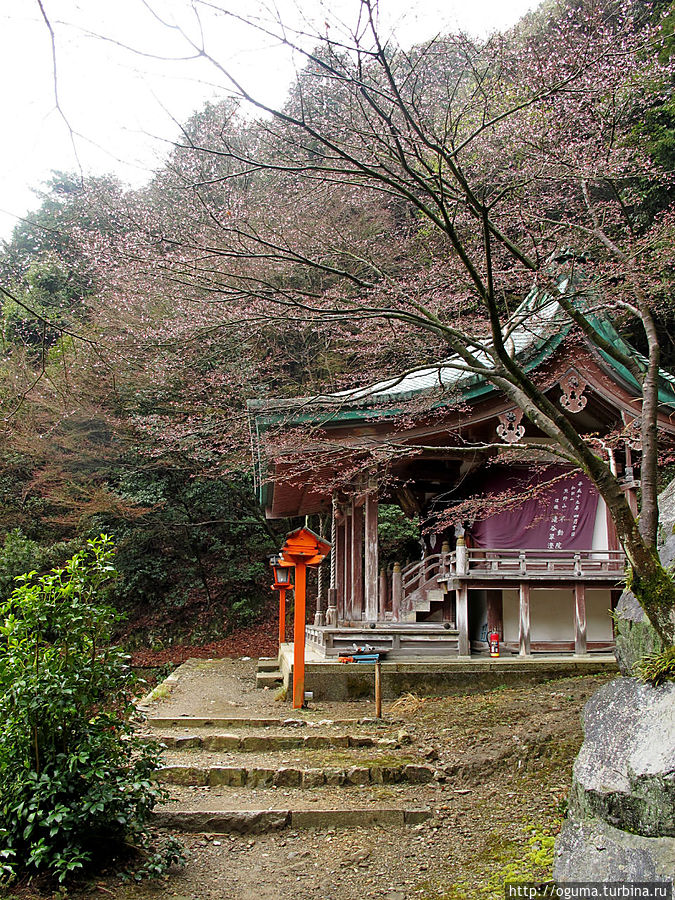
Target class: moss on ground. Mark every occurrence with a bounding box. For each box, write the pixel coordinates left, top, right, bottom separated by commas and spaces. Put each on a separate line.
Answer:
421, 821, 559, 899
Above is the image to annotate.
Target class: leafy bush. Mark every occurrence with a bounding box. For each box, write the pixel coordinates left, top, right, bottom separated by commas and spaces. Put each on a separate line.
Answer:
0, 528, 40, 598
0, 528, 83, 601
378, 504, 421, 569
0, 536, 170, 884
637, 646, 675, 686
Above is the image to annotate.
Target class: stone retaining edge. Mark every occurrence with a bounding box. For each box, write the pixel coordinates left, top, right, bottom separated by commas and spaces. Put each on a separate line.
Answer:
154, 807, 431, 832
145, 733, 398, 751
145, 716, 382, 728
158, 762, 436, 787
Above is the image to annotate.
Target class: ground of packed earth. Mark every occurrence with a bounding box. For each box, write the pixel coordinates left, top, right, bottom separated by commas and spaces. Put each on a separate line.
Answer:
5, 658, 615, 900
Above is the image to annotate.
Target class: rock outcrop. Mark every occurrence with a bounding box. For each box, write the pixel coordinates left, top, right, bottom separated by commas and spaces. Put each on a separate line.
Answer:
613, 529, 674, 676
613, 590, 663, 677
659, 477, 675, 543
555, 819, 675, 881
553, 677, 675, 881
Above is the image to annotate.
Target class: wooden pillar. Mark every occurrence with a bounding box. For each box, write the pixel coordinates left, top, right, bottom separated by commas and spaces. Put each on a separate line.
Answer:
379, 568, 388, 619
343, 508, 353, 621
610, 588, 621, 641
574, 584, 587, 656
457, 583, 469, 656
519, 582, 531, 657
351, 500, 364, 620
623, 445, 639, 517
364, 493, 379, 621
325, 501, 338, 627
391, 563, 402, 622
605, 501, 620, 552
335, 509, 345, 623
442, 591, 455, 625
486, 590, 503, 639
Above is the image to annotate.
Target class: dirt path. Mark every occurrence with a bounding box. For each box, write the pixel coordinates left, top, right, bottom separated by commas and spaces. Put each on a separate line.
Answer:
9, 663, 613, 900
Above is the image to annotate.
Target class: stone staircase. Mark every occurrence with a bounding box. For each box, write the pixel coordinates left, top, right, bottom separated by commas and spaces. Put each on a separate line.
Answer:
142, 711, 435, 834
400, 554, 452, 623
408, 586, 446, 617
255, 657, 284, 689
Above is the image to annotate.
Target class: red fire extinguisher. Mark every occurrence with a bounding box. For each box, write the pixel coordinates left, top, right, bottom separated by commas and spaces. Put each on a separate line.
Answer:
489, 631, 500, 658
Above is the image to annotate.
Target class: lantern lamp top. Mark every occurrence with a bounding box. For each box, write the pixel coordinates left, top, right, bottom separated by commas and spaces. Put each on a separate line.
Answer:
280, 526, 331, 566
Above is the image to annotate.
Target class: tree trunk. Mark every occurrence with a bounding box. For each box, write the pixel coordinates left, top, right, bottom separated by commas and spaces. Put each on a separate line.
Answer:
638, 310, 661, 547
592, 464, 675, 646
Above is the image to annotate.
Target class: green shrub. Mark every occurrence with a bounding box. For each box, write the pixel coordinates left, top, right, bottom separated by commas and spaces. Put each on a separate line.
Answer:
637, 646, 675, 686
0, 528, 83, 601
0, 536, 171, 884
378, 504, 421, 569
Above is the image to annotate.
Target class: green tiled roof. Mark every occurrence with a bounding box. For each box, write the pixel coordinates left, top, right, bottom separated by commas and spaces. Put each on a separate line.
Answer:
247, 279, 675, 500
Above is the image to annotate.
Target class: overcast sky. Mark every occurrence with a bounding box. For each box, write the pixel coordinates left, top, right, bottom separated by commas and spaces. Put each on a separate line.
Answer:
0, 0, 539, 240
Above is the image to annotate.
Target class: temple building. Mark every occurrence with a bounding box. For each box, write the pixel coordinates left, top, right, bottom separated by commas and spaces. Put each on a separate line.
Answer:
248, 285, 675, 659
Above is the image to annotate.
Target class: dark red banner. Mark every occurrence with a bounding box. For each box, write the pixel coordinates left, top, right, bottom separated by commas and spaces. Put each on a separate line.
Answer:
470, 467, 599, 550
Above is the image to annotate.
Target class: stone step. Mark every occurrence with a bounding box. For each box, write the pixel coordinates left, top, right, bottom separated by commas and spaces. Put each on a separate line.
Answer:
256, 658, 280, 672
154, 806, 431, 833
256, 670, 284, 688
158, 761, 438, 788
144, 716, 388, 729
147, 732, 399, 752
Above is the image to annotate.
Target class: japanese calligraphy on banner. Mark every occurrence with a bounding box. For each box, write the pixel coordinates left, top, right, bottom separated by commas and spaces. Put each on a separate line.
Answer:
470, 467, 600, 550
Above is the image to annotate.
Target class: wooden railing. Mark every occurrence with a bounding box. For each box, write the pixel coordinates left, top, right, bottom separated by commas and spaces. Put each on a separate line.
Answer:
399, 547, 624, 612
395, 547, 625, 622
458, 548, 625, 579
401, 552, 445, 597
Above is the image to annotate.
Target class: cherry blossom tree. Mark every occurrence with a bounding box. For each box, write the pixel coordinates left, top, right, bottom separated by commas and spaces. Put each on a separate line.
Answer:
14, 0, 674, 642
93, 0, 673, 641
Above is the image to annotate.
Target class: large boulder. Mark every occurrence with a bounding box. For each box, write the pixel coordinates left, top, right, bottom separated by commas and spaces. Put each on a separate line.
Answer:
613, 532, 674, 676
659, 477, 675, 543
554, 677, 675, 881
613, 590, 663, 677
569, 678, 675, 836
555, 819, 675, 881
659, 531, 675, 569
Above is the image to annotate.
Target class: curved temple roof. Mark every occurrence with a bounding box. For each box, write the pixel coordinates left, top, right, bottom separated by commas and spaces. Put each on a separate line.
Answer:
249, 280, 675, 416
247, 278, 675, 508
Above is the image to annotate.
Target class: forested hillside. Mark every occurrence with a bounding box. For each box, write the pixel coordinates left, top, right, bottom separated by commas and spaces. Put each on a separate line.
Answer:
0, 0, 673, 652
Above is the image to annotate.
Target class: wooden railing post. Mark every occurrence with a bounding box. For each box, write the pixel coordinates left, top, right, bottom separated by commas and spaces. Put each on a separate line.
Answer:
456, 536, 468, 576
441, 541, 451, 576
325, 587, 338, 627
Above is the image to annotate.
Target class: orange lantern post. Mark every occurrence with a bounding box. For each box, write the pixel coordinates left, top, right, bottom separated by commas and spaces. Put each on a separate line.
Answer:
269, 555, 294, 649
279, 527, 331, 709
